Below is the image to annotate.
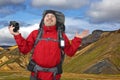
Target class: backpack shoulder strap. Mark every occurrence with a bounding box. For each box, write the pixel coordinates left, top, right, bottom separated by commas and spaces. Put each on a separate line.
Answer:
30, 28, 43, 55
33, 28, 43, 48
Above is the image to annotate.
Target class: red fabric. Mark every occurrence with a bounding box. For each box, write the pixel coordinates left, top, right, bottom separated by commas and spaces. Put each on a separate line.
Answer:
14, 25, 81, 80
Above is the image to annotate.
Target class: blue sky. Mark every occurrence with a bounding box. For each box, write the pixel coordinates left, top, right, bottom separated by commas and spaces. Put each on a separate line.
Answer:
0, 0, 120, 45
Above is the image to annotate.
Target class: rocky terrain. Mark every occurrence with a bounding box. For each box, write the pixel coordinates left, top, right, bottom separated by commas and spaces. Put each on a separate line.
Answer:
0, 29, 120, 75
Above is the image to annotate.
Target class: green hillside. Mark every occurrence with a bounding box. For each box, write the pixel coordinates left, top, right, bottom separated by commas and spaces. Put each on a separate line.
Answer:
0, 29, 120, 74
63, 30, 120, 74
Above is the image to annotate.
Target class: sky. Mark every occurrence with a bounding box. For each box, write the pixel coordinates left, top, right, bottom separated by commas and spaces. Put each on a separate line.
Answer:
0, 0, 120, 46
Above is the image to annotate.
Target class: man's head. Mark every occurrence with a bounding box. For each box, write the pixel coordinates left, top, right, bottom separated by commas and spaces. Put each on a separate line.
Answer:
43, 12, 57, 27
40, 10, 65, 31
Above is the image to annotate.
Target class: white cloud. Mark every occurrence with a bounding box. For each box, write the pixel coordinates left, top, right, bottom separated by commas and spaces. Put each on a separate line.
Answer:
0, 17, 120, 45
0, 0, 25, 6
0, 27, 15, 45
0, 24, 39, 45
19, 24, 39, 38
31, 0, 89, 9
88, 0, 120, 23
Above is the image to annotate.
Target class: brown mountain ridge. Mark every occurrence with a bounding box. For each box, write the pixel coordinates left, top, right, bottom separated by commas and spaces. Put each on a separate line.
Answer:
0, 29, 120, 74
63, 29, 120, 74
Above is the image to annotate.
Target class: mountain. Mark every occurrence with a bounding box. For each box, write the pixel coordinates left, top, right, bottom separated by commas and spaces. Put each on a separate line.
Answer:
0, 29, 120, 74
0, 46, 30, 71
82, 30, 103, 45
63, 29, 120, 74
0, 47, 4, 54
0, 45, 12, 49
6, 45, 18, 51
0, 47, 4, 51
80, 30, 115, 49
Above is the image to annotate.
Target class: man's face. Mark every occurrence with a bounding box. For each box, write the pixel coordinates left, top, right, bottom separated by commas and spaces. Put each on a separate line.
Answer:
44, 13, 56, 27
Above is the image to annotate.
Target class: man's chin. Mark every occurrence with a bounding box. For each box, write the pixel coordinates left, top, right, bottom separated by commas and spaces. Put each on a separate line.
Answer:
45, 23, 55, 27
45, 24, 54, 27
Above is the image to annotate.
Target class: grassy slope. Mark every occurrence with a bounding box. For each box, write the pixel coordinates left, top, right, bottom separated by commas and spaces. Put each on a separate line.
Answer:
0, 72, 120, 80
63, 32, 120, 73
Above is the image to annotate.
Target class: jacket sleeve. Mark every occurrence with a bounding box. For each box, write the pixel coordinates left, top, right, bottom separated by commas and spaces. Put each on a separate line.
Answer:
14, 30, 37, 54
63, 33, 82, 57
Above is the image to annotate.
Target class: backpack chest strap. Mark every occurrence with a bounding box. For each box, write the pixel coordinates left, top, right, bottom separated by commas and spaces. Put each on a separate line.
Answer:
39, 38, 59, 42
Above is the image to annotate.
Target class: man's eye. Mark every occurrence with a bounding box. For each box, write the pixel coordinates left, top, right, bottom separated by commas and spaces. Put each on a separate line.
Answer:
51, 15, 55, 18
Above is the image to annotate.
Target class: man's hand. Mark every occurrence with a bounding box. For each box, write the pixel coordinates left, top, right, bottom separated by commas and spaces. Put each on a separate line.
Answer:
75, 30, 89, 38
8, 25, 20, 35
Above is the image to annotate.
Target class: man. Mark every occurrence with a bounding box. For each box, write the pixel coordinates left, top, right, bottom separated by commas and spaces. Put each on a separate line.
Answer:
9, 10, 89, 80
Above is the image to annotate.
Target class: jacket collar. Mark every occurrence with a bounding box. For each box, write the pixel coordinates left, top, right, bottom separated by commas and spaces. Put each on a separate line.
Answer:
43, 25, 57, 32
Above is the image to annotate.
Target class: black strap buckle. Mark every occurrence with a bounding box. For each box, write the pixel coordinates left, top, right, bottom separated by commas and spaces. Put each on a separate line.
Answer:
43, 68, 49, 72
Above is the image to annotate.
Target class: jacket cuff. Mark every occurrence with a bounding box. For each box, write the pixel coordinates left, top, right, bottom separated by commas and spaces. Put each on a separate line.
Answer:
74, 37, 82, 41
14, 33, 22, 39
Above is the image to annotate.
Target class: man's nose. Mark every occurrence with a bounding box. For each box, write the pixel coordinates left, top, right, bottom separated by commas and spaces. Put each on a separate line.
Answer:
48, 16, 52, 19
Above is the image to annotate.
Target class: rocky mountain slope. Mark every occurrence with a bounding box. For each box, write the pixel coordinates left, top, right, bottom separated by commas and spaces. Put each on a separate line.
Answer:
0, 29, 120, 74
63, 29, 120, 74
0, 47, 4, 51
0, 46, 30, 71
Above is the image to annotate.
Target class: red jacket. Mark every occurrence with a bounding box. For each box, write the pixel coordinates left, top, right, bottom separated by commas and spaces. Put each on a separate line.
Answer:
14, 25, 81, 80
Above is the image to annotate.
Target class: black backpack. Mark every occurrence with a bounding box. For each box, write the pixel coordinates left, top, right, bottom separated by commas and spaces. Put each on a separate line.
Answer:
27, 10, 65, 74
